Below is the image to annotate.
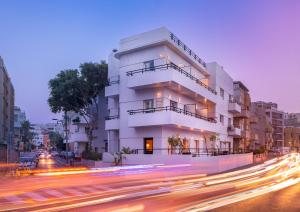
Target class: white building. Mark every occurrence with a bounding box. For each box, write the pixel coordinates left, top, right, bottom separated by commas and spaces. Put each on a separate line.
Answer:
105, 27, 242, 155
31, 124, 44, 147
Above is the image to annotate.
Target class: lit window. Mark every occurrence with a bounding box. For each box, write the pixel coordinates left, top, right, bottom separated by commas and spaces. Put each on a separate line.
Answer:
144, 138, 153, 154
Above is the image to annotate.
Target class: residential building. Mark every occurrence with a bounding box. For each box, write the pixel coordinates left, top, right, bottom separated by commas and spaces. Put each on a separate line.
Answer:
14, 106, 26, 150
252, 101, 284, 149
284, 113, 300, 127
232, 81, 251, 152
31, 124, 44, 147
0, 57, 14, 161
249, 103, 273, 151
284, 127, 300, 150
105, 27, 244, 155
66, 92, 107, 156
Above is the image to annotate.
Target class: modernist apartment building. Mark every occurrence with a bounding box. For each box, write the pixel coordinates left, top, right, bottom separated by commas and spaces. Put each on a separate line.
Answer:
0, 56, 14, 146
232, 81, 251, 152
249, 103, 273, 151
284, 113, 300, 127
252, 101, 284, 148
14, 106, 26, 149
105, 27, 245, 155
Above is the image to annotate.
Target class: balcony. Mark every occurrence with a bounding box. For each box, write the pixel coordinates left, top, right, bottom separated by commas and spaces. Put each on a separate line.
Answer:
234, 109, 250, 118
105, 115, 120, 130
69, 132, 88, 143
227, 126, 241, 137
228, 101, 241, 114
241, 130, 251, 139
105, 76, 120, 97
126, 63, 217, 102
127, 106, 220, 134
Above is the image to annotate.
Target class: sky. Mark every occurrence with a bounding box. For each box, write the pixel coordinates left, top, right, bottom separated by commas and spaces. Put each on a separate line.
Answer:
0, 0, 299, 123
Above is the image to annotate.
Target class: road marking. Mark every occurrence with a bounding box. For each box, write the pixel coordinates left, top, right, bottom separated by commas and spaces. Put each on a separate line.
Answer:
63, 188, 85, 196
3, 195, 24, 204
44, 189, 64, 198
23, 192, 47, 201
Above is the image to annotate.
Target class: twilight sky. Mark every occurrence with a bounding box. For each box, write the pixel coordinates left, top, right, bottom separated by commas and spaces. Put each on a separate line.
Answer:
0, 0, 299, 123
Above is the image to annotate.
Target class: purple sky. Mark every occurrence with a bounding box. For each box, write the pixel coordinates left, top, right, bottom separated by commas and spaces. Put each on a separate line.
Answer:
0, 0, 299, 123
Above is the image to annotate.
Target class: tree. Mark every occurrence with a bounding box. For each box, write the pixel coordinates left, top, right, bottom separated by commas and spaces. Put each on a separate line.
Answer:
48, 62, 108, 150
20, 121, 34, 151
49, 131, 65, 151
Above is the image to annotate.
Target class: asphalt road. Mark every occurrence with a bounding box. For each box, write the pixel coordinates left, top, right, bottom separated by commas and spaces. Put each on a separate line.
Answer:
0, 154, 299, 212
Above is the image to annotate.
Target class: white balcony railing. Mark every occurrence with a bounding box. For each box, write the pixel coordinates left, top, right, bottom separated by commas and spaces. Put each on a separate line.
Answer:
228, 102, 241, 114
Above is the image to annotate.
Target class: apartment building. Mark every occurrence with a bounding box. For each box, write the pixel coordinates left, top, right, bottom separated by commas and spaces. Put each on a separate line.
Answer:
252, 101, 284, 149
14, 106, 26, 149
66, 92, 107, 156
0, 56, 14, 146
284, 113, 300, 127
284, 127, 300, 149
105, 27, 244, 155
232, 81, 251, 152
249, 103, 273, 151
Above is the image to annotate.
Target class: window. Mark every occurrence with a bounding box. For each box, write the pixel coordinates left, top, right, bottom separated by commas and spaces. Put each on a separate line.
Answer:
228, 118, 232, 127
170, 100, 178, 111
144, 138, 153, 154
144, 60, 155, 71
220, 88, 224, 99
182, 139, 190, 154
143, 99, 154, 109
195, 140, 200, 154
220, 114, 224, 125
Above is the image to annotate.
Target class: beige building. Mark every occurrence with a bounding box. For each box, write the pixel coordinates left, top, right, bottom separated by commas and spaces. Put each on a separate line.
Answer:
252, 101, 284, 149
284, 127, 300, 150
0, 56, 15, 146
250, 103, 273, 151
233, 81, 251, 152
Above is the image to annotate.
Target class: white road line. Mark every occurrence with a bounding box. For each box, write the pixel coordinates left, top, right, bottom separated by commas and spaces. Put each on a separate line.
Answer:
3, 195, 24, 204
23, 192, 47, 201
63, 188, 85, 196
43, 189, 65, 198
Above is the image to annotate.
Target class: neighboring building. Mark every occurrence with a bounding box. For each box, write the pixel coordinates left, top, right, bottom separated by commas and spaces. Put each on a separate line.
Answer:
31, 124, 44, 147
249, 103, 273, 151
252, 101, 284, 149
284, 127, 300, 150
284, 113, 300, 127
66, 92, 107, 156
0, 56, 15, 146
105, 27, 246, 155
232, 81, 251, 152
14, 106, 26, 150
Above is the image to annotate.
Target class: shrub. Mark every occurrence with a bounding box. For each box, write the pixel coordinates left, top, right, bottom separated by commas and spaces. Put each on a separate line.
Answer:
81, 150, 102, 161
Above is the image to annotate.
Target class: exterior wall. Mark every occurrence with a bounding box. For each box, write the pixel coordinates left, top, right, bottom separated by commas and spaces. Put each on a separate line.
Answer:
233, 81, 251, 151
122, 153, 253, 174
13, 106, 26, 149
0, 56, 15, 148
285, 113, 300, 127
284, 127, 300, 149
250, 103, 273, 150
253, 101, 284, 149
106, 27, 245, 155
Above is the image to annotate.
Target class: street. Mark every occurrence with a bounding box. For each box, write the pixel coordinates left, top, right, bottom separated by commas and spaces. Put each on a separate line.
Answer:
0, 153, 299, 211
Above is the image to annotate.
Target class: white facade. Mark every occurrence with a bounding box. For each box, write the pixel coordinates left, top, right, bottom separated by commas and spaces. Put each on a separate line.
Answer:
31, 124, 44, 147
105, 27, 241, 155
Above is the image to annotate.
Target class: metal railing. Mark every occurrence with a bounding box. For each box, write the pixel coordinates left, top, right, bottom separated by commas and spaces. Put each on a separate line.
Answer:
170, 32, 206, 68
128, 106, 217, 123
107, 75, 120, 86
130, 148, 250, 156
126, 62, 217, 95
105, 115, 120, 120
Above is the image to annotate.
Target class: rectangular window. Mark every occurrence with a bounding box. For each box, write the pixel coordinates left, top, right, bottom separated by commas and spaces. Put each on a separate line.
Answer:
170, 100, 178, 111
220, 88, 224, 99
220, 114, 224, 125
143, 99, 154, 109
182, 138, 190, 154
144, 137, 153, 154
228, 118, 232, 126
144, 60, 155, 71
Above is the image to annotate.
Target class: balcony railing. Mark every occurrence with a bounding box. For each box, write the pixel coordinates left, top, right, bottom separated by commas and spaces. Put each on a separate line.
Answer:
105, 115, 119, 120
170, 32, 206, 68
126, 63, 217, 95
127, 106, 217, 123
106, 75, 120, 86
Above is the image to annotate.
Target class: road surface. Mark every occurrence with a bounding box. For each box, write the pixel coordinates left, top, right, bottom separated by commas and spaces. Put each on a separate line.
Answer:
0, 153, 299, 211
